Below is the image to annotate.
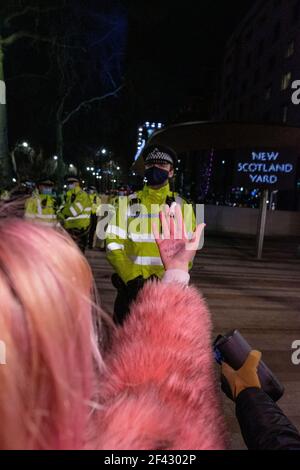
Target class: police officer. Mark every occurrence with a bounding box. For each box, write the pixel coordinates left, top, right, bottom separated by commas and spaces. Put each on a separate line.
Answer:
24, 178, 58, 227
87, 186, 101, 249
58, 176, 91, 253
106, 144, 196, 325
0, 188, 10, 201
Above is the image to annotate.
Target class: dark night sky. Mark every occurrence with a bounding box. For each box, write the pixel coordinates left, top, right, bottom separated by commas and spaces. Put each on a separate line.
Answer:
4, 0, 254, 167
126, 1, 253, 119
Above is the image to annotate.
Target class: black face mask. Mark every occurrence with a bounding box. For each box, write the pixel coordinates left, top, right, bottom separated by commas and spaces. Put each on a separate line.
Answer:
145, 167, 169, 186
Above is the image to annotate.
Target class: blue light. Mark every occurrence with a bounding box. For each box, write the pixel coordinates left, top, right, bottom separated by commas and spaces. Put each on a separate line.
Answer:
134, 139, 146, 161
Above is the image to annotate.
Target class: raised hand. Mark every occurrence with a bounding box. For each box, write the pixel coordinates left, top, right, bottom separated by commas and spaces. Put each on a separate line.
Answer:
153, 203, 205, 272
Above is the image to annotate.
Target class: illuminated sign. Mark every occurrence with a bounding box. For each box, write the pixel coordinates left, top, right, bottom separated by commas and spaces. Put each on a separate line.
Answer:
235, 149, 297, 190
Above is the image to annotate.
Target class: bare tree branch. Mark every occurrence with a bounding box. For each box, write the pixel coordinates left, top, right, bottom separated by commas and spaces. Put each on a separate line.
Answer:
104, 69, 117, 89
62, 85, 124, 126
90, 28, 117, 48
57, 87, 72, 122
6, 73, 50, 82
1, 31, 85, 51
4, 5, 64, 27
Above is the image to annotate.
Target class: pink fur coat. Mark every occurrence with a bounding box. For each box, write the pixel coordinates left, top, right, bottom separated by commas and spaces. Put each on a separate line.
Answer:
97, 281, 228, 450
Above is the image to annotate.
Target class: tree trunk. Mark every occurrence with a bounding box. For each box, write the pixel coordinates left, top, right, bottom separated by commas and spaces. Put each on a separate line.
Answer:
56, 119, 65, 190
0, 44, 12, 187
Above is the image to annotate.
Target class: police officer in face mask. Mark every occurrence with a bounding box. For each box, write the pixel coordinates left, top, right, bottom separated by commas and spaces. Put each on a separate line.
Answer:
57, 177, 92, 253
106, 144, 196, 325
24, 178, 58, 227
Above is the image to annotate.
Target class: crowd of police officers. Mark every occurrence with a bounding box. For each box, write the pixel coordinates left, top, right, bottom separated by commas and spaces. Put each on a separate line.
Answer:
0, 144, 196, 325
0, 176, 104, 252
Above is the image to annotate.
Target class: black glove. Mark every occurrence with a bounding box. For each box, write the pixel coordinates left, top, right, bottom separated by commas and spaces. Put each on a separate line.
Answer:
127, 276, 145, 303
111, 273, 127, 290
127, 275, 159, 302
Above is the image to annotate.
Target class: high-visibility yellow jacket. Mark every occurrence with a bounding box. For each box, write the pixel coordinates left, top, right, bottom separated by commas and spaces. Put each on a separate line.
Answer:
24, 193, 58, 227
89, 193, 101, 215
109, 194, 119, 207
0, 189, 10, 201
59, 187, 91, 230
106, 183, 196, 284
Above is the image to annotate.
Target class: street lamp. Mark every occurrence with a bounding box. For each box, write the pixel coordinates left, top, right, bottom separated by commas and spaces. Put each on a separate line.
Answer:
22, 142, 29, 148
101, 149, 107, 155
53, 155, 58, 161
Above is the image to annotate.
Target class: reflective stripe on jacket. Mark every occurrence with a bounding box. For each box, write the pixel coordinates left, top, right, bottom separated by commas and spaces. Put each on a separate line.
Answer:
59, 187, 91, 230
24, 194, 58, 227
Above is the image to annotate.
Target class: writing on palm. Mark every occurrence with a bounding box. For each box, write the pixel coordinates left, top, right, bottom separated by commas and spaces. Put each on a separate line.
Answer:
159, 238, 187, 261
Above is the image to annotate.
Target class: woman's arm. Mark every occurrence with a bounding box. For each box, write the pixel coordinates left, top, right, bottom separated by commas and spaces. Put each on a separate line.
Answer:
98, 279, 227, 450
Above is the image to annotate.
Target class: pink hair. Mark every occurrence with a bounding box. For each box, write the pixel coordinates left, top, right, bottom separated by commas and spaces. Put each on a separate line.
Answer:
0, 219, 227, 450
0, 219, 104, 449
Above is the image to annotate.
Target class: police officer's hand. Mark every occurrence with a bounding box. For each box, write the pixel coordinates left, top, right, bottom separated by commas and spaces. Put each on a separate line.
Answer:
127, 276, 145, 302
221, 350, 262, 401
153, 203, 205, 272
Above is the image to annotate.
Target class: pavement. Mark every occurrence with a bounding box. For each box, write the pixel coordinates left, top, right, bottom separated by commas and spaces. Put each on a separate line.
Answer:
87, 235, 300, 450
